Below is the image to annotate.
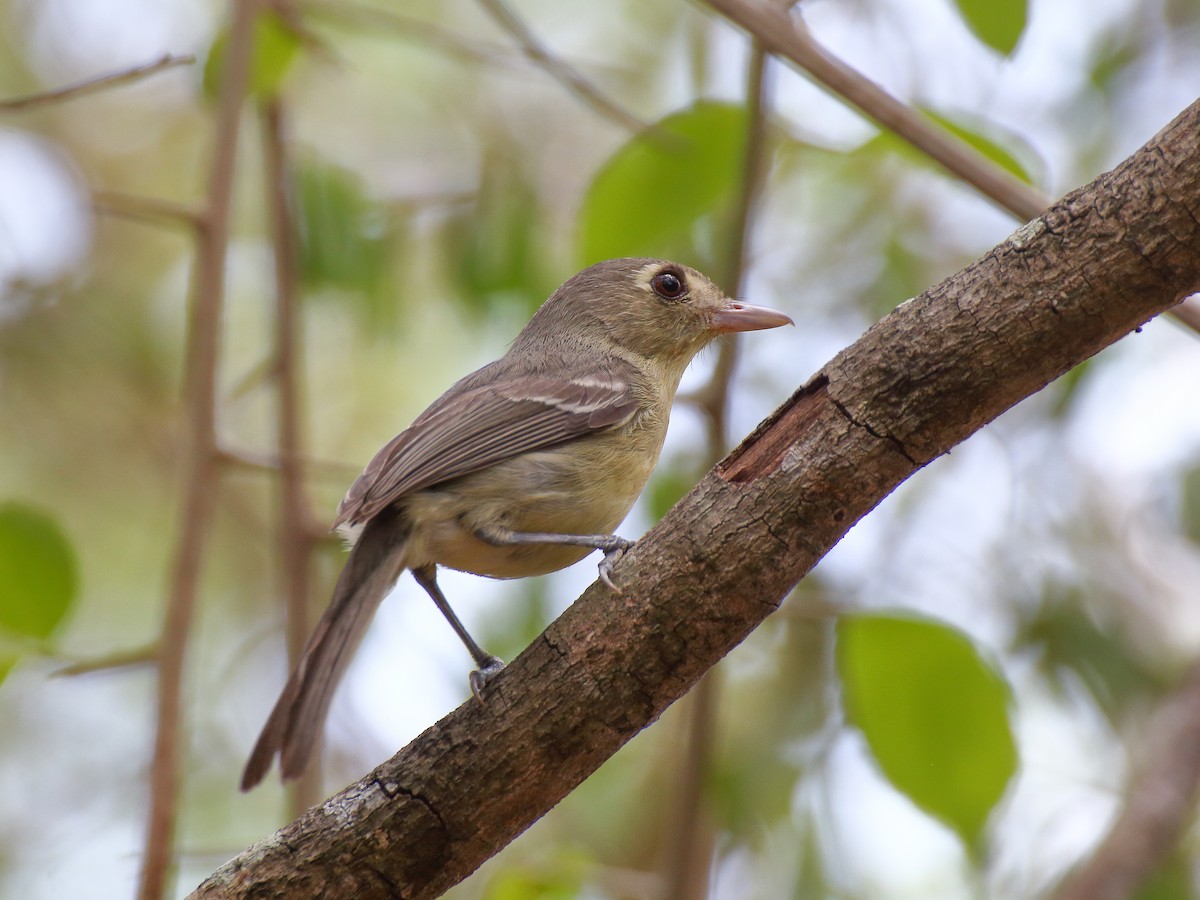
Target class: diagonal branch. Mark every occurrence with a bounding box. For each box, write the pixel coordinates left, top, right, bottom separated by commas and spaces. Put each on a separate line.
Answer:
704, 0, 1046, 220
1053, 659, 1200, 900
0, 53, 194, 112
190, 95, 1200, 900
474, 0, 648, 132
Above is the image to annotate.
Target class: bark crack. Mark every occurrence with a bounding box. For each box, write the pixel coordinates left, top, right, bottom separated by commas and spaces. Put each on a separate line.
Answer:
829, 396, 917, 465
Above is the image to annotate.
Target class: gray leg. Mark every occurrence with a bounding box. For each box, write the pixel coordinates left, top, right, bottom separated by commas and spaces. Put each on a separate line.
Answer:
474, 524, 634, 592
411, 564, 505, 694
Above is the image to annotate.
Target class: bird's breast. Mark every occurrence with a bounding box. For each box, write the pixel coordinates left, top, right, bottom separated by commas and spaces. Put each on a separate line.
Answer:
402, 419, 666, 579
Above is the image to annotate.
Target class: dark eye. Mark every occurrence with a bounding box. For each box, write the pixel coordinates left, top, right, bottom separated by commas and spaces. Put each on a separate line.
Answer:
651, 270, 688, 301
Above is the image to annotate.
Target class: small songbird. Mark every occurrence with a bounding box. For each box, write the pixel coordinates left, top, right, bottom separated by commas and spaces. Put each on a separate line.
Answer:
241, 257, 792, 789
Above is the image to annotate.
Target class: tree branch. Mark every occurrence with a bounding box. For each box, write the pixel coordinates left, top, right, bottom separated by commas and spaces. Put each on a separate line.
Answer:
0, 53, 194, 112
136, 7, 257, 900
1053, 659, 1200, 900
474, 0, 648, 133
260, 96, 324, 817
703, 0, 1046, 220
664, 41, 773, 900
190, 95, 1200, 900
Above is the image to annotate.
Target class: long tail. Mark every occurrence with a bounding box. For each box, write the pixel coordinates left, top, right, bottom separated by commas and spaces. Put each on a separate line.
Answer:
240, 510, 410, 791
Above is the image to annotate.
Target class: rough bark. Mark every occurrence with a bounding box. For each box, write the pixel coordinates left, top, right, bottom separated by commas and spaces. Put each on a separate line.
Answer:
191, 98, 1200, 899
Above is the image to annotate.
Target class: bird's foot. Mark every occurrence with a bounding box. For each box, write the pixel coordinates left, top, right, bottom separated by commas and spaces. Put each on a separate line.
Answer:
597, 538, 635, 593
469, 656, 506, 699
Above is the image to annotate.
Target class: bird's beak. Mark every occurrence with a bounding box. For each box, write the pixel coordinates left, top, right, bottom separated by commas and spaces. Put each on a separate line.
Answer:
709, 300, 794, 334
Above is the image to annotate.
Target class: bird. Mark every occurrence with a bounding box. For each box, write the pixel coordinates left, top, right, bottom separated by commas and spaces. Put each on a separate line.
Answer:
240, 257, 792, 790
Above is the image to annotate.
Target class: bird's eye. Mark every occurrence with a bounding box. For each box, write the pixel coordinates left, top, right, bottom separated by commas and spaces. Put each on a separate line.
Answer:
651, 270, 688, 301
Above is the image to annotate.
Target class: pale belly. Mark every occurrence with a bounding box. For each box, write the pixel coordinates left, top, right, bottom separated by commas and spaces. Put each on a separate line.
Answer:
400, 435, 660, 579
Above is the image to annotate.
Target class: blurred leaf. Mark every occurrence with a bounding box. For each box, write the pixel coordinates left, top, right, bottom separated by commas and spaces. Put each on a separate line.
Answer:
1087, 27, 1148, 93
578, 101, 748, 272
951, 0, 1027, 56
203, 10, 301, 102
294, 159, 403, 329
0, 502, 78, 641
485, 847, 589, 900
925, 110, 1036, 185
867, 231, 930, 317
837, 612, 1017, 847
1182, 465, 1200, 546
1135, 852, 1193, 900
646, 454, 706, 523
1016, 585, 1167, 720
443, 156, 551, 319
1047, 359, 1093, 419
711, 617, 832, 840
0, 654, 16, 688
859, 110, 1036, 186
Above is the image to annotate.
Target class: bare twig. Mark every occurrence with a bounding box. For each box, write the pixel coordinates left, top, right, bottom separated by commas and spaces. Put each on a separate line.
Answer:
136, 6, 258, 900
665, 42, 773, 900
683, 43, 773, 444
702, 3, 1200, 340
216, 445, 358, 482
1054, 659, 1200, 900
704, 0, 1046, 221
92, 191, 203, 231
0, 53, 194, 112
475, 0, 648, 132
260, 96, 323, 817
52, 643, 159, 676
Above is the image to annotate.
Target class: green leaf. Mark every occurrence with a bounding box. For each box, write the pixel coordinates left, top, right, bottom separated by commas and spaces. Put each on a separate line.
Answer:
836, 612, 1017, 847
0, 654, 16, 688
442, 156, 551, 319
486, 847, 589, 900
645, 454, 706, 523
578, 101, 748, 272
1016, 586, 1163, 721
951, 0, 1028, 56
858, 110, 1037, 187
0, 503, 78, 641
295, 159, 402, 328
925, 110, 1036, 185
203, 11, 300, 102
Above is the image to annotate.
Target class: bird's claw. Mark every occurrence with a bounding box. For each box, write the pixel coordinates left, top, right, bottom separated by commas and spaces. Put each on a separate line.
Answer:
469, 656, 506, 700
598, 539, 635, 594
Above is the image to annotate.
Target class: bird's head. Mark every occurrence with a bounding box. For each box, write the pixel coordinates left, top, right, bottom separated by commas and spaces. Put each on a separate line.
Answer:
517, 258, 792, 371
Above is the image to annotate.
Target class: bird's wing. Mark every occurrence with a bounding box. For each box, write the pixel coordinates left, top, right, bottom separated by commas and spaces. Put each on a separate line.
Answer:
333, 356, 642, 529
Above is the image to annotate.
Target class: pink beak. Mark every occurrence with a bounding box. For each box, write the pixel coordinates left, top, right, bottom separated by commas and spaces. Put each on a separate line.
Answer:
709, 300, 794, 334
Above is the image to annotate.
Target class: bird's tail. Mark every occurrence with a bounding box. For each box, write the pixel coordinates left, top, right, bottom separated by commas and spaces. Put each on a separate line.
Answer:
240, 510, 410, 791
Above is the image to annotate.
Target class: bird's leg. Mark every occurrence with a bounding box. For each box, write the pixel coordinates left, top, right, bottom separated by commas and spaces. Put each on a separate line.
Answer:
411, 564, 505, 695
474, 524, 634, 593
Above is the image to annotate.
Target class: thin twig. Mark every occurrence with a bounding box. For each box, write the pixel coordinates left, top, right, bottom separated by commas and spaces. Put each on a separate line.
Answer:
664, 42, 773, 900
260, 96, 323, 817
136, 6, 258, 900
683, 44, 773, 443
703, 1, 1200, 341
1054, 659, 1200, 900
0, 53, 194, 112
92, 191, 204, 231
475, 0, 648, 132
704, 0, 1046, 221
216, 445, 359, 482
52, 643, 159, 677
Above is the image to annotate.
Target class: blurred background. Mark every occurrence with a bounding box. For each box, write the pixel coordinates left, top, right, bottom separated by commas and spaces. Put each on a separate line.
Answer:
1, 0, 1200, 897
